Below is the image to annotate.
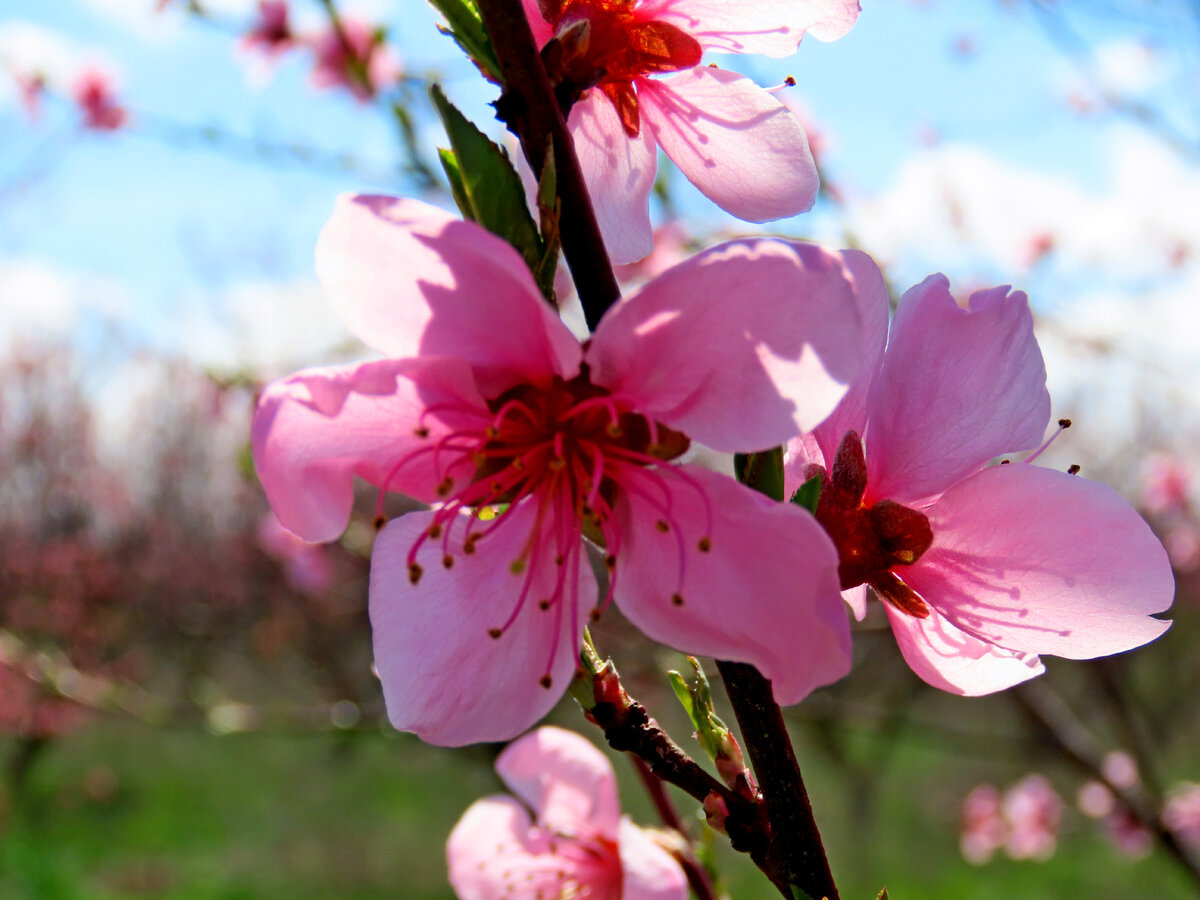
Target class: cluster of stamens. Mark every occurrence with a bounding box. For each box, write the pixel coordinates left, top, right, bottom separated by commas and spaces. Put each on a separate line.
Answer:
806, 431, 935, 618
378, 370, 709, 689
481, 831, 621, 899
538, 0, 703, 135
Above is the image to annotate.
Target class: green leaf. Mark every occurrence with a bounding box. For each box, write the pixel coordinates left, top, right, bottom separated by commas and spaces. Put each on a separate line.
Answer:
790, 886, 819, 900
437, 148, 471, 220
533, 140, 561, 300
735, 447, 785, 502
789, 474, 822, 515
430, 86, 549, 297
668, 670, 697, 721
426, 0, 501, 82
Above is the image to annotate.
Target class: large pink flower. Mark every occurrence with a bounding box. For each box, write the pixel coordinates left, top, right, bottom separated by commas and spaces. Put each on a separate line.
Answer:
447, 726, 687, 900
784, 274, 1174, 695
521, 0, 860, 264
253, 194, 875, 745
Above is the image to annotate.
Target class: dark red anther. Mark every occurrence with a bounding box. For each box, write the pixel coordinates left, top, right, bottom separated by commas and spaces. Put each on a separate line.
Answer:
869, 571, 931, 618
811, 430, 935, 617
868, 499, 934, 567
830, 430, 868, 504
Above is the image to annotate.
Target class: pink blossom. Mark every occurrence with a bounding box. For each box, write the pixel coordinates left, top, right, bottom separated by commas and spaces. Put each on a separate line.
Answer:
12, 70, 46, 122
613, 221, 690, 286
242, 1, 294, 60
960, 784, 1006, 865
1080, 784, 1154, 860
72, 68, 128, 131
1165, 782, 1200, 850
257, 510, 334, 597
1140, 452, 1193, 515
784, 274, 1174, 695
447, 726, 688, 900
520, 0, 861, 263
307, 18, 397, 102
253, 194, 871, 745
1003, 774, 1061, 861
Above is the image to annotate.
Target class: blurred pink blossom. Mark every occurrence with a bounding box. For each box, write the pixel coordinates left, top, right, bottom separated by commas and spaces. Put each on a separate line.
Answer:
72, 67, 128, 131
252, 195, 869, 745
1003, 774, 1062, 861
1165, 782, 1200, 850
785, 274, 1174, 695
257, 511, 334, 597
612, 221, 689, 285
12, 70, 46, 121
446, 726, 687, 900
960, 784, 1006, 865
242, 1, 294, 59
1076, 753, 1151, 859
1141, 453, 1194, 515
308, 18, 397, 101
520, 0, 860, 263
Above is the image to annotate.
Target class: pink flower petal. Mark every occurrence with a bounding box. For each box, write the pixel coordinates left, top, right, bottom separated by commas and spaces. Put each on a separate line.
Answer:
589, 239, 864, 451
568, 91, 658, 265
904, 464, 1174, 659
844, 585, 868, 621
446, 796, 539, 900
782, 247, 890, 494
519, 0, 554, 45
495, 726, 621, 839
315, 194, 581, 395
639, 67, 818, 224
612, 465, 850, 705
618, 818, 689, 900
370, 506, 596, 747
810, 248, 891, 464
885, 603, 1046, 696
638, 0, 860, 56
865, 277, 1051, 504
252, 357, 486, 542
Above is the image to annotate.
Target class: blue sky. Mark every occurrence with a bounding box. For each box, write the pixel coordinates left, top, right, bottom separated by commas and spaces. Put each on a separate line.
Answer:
1, 0, 1198, 424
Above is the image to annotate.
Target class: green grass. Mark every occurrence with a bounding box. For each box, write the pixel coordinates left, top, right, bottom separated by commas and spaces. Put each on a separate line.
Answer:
0, 701, 1194, 900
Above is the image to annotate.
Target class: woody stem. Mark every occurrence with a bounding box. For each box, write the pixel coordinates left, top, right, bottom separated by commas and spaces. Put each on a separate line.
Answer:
474, 0, 621, 331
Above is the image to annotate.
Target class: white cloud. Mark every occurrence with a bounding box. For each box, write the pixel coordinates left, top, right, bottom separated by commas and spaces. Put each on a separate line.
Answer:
1093, 39, 1164, 95
76, 0, 183, 42
0, 21, 82, 95
0, 257, 133, 353
846, 126, 1200, 285
175, 277, 354, 377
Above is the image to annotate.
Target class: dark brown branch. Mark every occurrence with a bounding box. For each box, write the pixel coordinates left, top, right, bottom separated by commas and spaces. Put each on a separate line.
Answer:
717, 661, 840, 900
474, 0, 620, 331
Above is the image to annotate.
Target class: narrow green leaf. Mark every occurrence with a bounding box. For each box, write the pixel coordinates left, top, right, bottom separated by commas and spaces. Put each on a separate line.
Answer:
789, 474, 823, 515
437, 148, 473, 222
668, 670, 697, 722
427, 0, 501, 81
533, 139, 561, 299
430, 85, 548, 296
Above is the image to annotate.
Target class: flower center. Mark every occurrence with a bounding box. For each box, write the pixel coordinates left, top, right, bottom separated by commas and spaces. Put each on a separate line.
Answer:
808, 431, 934, 618
538, 0, 702, 136
383, 367, 694, 688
